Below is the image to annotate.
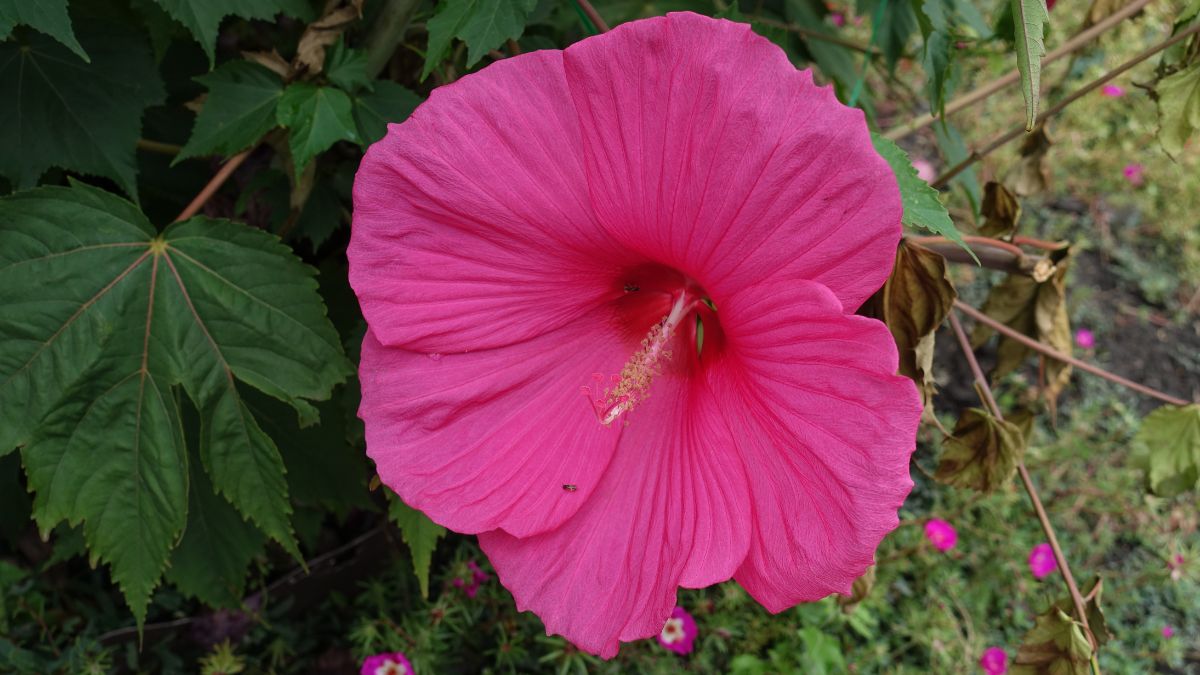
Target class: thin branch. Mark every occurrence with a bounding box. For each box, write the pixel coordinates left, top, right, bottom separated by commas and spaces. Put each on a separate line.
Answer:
752, 16, 881, 55
954, 299, 1191, 406
174, 150, 252, 222
136, 139, 183, 156
907, 235, 1054, 277
883, 0, 1155, 141
947, 312, 1100, 658
932, 22, 1200, 189
575, 0, 610, 33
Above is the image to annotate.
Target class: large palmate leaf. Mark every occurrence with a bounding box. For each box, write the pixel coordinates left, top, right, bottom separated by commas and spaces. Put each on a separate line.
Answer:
0, 183, 351, 622
176, 61, 286, 163
0, 0, 87, 60
0, 20, 164, 199
1012, 0, 1049, 130
422, 0, 537, 79
871, 134, 973, 257
387, 491, 446, 598
1132, 404, 1200, 497
277, 83, 360, 172
151, 0, 313, 64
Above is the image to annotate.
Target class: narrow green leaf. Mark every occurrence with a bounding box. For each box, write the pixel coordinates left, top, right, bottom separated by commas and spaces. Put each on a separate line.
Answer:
870, 133, 974, 259
422, 0, 537, 80
151, 0, 314, 64
1011, 0, 1049, 130
0, 183, 351, 622
0, 0, 88, 60
387, 491, 446, 598
1132, 404, 1200, 497
277, 83, 360, 173
177, 61, 285, 164
1156, 63, 1200, 159
353, 82, 423, 146
0, 20, 164, 199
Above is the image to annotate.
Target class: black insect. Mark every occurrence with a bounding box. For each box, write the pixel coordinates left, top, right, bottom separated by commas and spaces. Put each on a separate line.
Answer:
623, 283, 640, 292
562, 484, 577, 492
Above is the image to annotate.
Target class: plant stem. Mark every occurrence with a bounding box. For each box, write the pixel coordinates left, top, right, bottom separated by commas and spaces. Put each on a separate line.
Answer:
575, 0, 610, 33
947, 312, 1100, 661
174, 150, 252, 222
136, 138, 183, 156
364, 0, 421, 78
907, 235, 1053, 277
883, 0, 1155, 141
953, 300, 1191, 406
932, 22, 1200, 188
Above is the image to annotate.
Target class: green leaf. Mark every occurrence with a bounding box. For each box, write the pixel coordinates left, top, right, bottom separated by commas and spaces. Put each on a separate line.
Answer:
0, 20, 164, 199
1011, 0, 1049, 130
277, 83, 360, 173
1133, 404, 1200, 497
1156, 63, 1200, 159
1052, 577, 1113, 648
933, 119, 982, 214
151, 0, 314, 64
325, 37, 373, 93
923, 30, 956, 116
865, 0, 918, 72
422, 0, 537, 80
786, 0, 864, 103
352, 82, 423, 146
387, 491, 446, 598
0, 0, 87, 60
936, 408, 1026, 492
165, 445, 265, 608
870, 134, 973, 259
176, 61, 285, 164
1011, 607, 1093, 675
0, 183, 351, 622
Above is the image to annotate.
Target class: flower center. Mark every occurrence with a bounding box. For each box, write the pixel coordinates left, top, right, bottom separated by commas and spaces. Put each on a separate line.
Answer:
583, 289, 698, 426
660, 617, 684, 644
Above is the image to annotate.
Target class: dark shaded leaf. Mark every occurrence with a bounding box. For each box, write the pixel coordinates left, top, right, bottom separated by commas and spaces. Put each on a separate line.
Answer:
277, 83, 360, 172
387, 491, 446, 598
422, 0, 537, 79
151, 0, 313, 64
0, 0, 87, 60
176, 61, 285, 163
352, 82, 423, 146
325, 37, 372, 92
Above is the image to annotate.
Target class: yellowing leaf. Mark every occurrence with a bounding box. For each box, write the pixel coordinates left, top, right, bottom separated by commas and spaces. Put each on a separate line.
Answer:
979, 181, 1021, 239
1156, 63, 1200, 159
936, 408, 1027, 492
1052, 577, 1113, 648
1132, 404, 1200, 497
1012, 607, 1093, 675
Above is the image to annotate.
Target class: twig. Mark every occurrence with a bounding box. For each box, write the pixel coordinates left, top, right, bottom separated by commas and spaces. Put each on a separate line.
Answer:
575, 0, 610, 33
907, 235, 1053, 278
174, 150, 252, 222
136, 139, 183, 156
933, 22, 1200, 188
752, 16, 881, 55
883, 0, 1155, 141
947, 312, 1100, 660
954, 300, 1191, 406
363, 0, 421, 78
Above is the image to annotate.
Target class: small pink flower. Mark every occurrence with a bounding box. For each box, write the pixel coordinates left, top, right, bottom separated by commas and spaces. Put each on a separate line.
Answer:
912, 158, 937, 183
980, 646, 1008, 674
657, 606, 698, 655
1074, 329, 1095, 350
1101, 84, 1125, 98
1169, 553, 1185, 580
1028, 543, 1058, 580
1162, 625, 1175, 639
829, 12, 845, 26
1047, 0, 1056, 9
924, 519, 957, 552
361, 652, 413, 675
1123, 163, 1144, 186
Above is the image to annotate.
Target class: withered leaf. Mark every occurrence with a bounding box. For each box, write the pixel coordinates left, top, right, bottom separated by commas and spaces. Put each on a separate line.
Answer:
1006, 124, 1053, 197
292, 0, 364, 77
936, 408, 1026, 492
979, 181, 1022, 239
860, 241, 957, 408
1053, 577, 1113, 648
838, 565, 876, 611
1012, 607, 1093, 675
971, 249, 1072, 411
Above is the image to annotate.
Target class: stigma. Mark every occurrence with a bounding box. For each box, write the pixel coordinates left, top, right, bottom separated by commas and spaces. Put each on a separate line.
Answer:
582, 291, 695, 426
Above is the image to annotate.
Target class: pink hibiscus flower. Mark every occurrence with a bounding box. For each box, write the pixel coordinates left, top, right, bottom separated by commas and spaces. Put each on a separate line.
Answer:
1074, 328, 1095, 350
924, 519, 957, 552
657, 606, 699, 655
980, 646, 1008, 674
1101, 84, 1125, 98
1162, 624, 1175, 639
361, 652, 413, 675
1123, 163, 1145, 186
351, 12, 919, 657
1028, 543, 1058, 580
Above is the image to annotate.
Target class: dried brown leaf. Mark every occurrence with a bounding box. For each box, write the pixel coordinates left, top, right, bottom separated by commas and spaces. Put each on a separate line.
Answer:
1011, 607, 1093, 675
979, 181, 1021, 239
1006, 124, 1053, 197
242, 49, 291, 79
838, 565, 876, 611
935, 408, 1027, 492
293, 0, 364, 77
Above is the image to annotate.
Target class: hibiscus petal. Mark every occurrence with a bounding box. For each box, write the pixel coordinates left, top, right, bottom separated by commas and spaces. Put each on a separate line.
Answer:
350, 51, 628, 353
359, 317, 630, 537
479, 374, 751, 657
561, 12, 900, 311
716, 279, 920, 609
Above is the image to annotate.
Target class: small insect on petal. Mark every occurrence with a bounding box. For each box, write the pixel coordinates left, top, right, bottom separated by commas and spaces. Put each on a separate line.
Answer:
563, 484, 578, 492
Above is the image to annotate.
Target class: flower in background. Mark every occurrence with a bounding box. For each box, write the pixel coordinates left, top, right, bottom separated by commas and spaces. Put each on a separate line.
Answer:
980, 646, 1008, 675
1101, 84, 1125, 98
361, 652, 413, 675
829, 12, 845, 26
657, 607, 698, 655
1028, 543, 1058, 580
1047, 0, 1057, 8
1162, 625, 1175, 639
352, 12, 919, 658
912, 158, 937, 183
1123, 163, 1145, 186
451, 560, 492, 598
1074, 328, 1095, 350
1169, 553, 1185, 581
925, 519, 957, 552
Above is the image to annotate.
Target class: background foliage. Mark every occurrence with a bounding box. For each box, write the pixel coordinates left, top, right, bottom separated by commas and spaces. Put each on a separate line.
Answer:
1, 0, 1198, 672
